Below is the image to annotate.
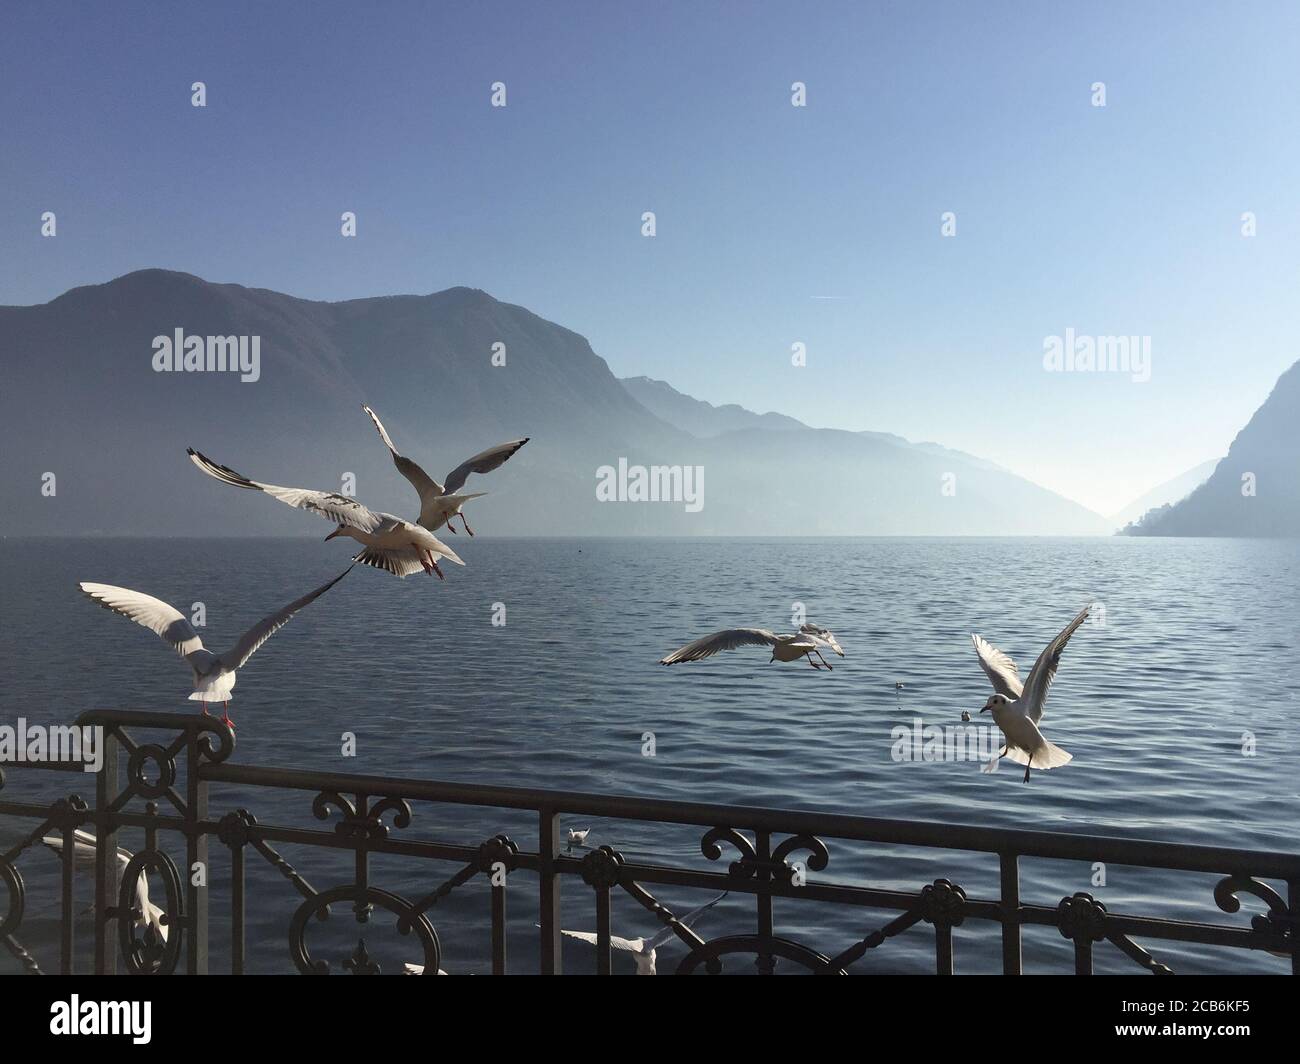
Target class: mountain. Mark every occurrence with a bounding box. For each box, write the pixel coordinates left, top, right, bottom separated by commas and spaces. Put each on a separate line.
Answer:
620, 375, 994, 465
621, 375, 808, 436
1108, 458, 1220, 531
0, 270, 1109, 536
1123, 360, 1300, 537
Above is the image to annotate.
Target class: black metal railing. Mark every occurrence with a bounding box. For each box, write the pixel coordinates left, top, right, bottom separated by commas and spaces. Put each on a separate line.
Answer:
1, 710, 1296, 974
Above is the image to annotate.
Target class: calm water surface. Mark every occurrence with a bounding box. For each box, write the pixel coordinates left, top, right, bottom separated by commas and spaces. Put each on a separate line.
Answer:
2, 536, 1297, 974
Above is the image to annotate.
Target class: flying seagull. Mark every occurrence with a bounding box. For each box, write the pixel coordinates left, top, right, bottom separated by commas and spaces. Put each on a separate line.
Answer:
972, 604, 1091, 783
659, 624, 845, 669
363, 405, 528, 536
561, 892, 729, 975
42, 828, 168, 943
187, 448, 464, 579
79, 567, 352, 729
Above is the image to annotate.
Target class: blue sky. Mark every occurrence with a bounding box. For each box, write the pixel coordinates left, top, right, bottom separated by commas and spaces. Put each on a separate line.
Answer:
3, 0, 1298, 513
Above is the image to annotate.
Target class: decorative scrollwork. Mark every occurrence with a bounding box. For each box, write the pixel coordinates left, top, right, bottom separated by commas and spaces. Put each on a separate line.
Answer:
1214, 874, 1295, 945
118, 848, 184, 975
580, 846, 625, 890
1057, 892, 1108, 943
194, 715, 236, 764
920, 879, 968, 928
127, 744, 178, 800
700, 828, 828, 884
771, 834, 830, 885
289, 886, 440, 975
701, 827, 757, 869
311, 792, 412, 840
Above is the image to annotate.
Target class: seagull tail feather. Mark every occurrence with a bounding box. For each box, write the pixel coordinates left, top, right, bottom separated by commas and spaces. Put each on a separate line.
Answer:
1029, 740, 1073, 770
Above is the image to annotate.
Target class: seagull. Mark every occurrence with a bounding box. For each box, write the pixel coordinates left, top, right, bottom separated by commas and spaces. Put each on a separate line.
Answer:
79, 567, 352, 729
566, 828, 591, 851
659, 624, 845, 669
560, 892, 728, 975
972, 604, 1091, 783
401, 963, 449, 975
42, 829, 167, 943
363, 405, 528, 536
188, 449, 465, 579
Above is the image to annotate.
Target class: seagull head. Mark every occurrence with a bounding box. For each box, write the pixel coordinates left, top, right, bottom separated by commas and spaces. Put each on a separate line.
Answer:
980, 694, 1009, 714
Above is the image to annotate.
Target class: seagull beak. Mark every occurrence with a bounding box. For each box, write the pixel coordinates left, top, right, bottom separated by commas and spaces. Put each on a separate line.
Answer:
324, 528, 342, 541
979, 705, 990, 713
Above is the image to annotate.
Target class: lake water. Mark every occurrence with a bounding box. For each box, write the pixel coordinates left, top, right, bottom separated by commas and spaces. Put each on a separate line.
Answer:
1, 536, 1297, 974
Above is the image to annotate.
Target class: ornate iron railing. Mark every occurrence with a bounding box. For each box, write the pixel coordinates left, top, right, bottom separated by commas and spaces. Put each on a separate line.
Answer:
0, 710, 1296, 975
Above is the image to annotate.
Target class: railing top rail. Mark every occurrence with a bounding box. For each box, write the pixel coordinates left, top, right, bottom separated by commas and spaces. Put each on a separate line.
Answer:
198, 760, 1300, 879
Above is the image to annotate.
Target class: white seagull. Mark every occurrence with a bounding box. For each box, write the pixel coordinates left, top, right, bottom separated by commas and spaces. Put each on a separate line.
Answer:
42, 828, 168, 943
363, 405, 528, 536
79, 567, 352, 729
561, 892, 728, 975
566, 828, 591, 851
972, 604, 1091, 783
188, 448, 464, 579
659, 624, 845, 669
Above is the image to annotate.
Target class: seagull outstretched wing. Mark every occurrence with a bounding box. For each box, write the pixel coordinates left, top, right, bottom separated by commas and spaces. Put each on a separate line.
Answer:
1019, 605, 1092, 722
971, 634, 1024, 699
217, 566, 353, 670
659, 628, 780, 664
442, 438, 530, 495
188, 448, 381, 533
362, 405, 446, 505
79, 583, 213, 670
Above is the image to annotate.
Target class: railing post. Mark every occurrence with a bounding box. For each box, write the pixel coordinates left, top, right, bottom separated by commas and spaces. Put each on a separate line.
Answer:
538, 808, 562, 974
60, 818, 75, 973
1000, 852, 1021, 975
491, 879, 506, 975
756, 830, 774, 975
595, 886, 611, 975
94, 730, 118, 975
186, 723, 208, 975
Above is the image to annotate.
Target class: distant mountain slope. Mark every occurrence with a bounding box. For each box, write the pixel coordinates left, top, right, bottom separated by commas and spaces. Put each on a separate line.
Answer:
1108, 458, 1220, 530
1123, 360, 1300, 537
0, 270, 1108, 536
621, 374, 1010, 473
621, 375, 807, 436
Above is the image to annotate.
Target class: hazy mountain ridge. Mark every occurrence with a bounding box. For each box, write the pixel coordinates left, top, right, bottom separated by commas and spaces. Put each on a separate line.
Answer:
1123, 360, 1300, 537
1108, 458, 1220, 531
1, 270, 1111, 536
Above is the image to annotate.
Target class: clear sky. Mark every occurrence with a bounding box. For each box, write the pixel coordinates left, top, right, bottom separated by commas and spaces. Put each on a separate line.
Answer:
3, 0, 1298, 514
